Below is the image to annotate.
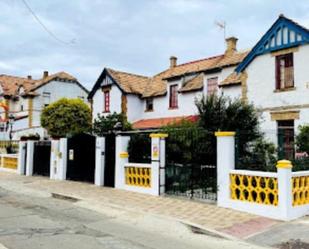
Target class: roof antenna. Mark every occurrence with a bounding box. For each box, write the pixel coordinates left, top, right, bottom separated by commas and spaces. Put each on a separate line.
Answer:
215, 20, 226, 47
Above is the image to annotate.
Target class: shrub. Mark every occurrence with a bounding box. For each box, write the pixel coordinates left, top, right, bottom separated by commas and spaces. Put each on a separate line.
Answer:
41, 98, 91, 138
196, 94, 276, 171
93, 112, 132, 136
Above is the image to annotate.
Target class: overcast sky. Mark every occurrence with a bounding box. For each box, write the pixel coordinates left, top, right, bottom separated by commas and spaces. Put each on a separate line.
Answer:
0, 0, 308, 90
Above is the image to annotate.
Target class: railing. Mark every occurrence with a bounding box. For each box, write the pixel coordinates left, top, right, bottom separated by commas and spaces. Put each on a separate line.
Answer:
125, 163, 151, 188
230, 170, 278, 206
292, 171, 309, 206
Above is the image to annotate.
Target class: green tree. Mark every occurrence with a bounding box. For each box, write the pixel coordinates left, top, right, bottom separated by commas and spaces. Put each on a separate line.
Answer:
195, 94, 276, 171
41, 98, 92, 138
296, 125, 309, 154
93, 112, 132, 136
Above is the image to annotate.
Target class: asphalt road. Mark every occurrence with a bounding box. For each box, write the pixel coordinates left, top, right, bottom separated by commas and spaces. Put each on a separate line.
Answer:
0, 187, 267, 249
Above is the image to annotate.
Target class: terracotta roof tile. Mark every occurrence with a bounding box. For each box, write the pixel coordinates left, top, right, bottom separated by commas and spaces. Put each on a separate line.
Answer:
0, 75, 36, 96
0, 72, 80, 97
220, 72, 242, 87
179, 74, 204, 92
106, 68, 150, 95
141, 50, 249, 98
132, 115, 199, 129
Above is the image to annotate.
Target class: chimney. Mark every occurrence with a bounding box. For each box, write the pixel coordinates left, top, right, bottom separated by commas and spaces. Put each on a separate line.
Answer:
225, 37, 238, 55
27, 75, 32, 80
170, 56, 177, 68
43, 71, 49, 78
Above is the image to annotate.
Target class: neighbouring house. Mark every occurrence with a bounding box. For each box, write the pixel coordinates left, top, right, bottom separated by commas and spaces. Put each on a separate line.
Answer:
89, 15, 309, 159
0, 71, 89, 139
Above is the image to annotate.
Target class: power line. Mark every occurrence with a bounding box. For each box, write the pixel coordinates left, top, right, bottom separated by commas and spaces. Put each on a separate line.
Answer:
21, 0, 75, 45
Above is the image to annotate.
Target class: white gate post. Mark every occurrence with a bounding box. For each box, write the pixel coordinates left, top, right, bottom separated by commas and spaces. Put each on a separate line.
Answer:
95, 137, 105, 186
58, 138, 67, 180
25, 140, 35, 176
215, 131, 235, 208
276, 160, 293, 220
115, 135, 130, 189
17, 141, 27, 175
150, 133, 168, 195
50, 139, 60, 180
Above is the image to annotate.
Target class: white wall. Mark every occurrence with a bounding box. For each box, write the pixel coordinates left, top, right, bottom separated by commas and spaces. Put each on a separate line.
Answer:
247, 44, 309, 109
246, 44, 309, 139
92, 84, 122, 121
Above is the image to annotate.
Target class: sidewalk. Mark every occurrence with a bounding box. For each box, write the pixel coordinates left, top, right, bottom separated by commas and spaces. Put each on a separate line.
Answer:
0, 172, 279, 239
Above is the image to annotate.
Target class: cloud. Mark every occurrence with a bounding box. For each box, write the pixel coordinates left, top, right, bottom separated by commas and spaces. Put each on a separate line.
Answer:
0, 0, 308, 90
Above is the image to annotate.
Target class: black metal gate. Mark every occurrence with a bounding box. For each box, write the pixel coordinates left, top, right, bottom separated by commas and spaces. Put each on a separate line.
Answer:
165, 128, 217, 201
33, 141, 51, 176
104, 133, 116, 187
66, 133, 96, 183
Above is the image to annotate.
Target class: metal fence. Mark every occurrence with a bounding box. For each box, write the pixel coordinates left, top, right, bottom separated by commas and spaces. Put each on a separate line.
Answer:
164, 127, 217, 201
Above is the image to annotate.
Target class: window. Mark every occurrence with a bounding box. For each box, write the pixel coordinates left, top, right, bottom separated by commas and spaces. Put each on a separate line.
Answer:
20, 104, 23, 111
277, 120, 295, 160
104, 91, 110, 112
43, 92, 51, 107
145, 98, 153, 111
276, 53, 294, 90
207, 77, 218, 95
169, 84, 178, 108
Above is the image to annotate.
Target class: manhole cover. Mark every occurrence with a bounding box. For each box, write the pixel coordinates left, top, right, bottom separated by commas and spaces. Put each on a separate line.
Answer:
276, 239, 309, 249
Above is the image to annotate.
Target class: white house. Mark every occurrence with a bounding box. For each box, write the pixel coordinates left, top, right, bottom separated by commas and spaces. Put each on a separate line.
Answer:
221, 15, 309, 159
89, 15, 309, 159
0, 71, 89, 139
88, 38, 248, 128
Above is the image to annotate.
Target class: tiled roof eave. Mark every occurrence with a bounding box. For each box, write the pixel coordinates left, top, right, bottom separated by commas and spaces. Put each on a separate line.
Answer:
219, 81, 241, 87
162, 67, 221, 80
179, 86, 203, 93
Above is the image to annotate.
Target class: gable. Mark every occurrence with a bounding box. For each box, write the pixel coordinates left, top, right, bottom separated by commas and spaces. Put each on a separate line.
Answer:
236, 15, 309, 73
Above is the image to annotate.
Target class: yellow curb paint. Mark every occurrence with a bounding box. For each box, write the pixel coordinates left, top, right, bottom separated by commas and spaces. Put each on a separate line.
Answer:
149, 133, 168, 138
276, 160, 293, 169
214, 131, 236, 137
119, 152, 129, 158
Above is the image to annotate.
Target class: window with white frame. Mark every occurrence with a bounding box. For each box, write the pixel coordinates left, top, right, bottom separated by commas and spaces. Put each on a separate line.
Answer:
43, 92, 51, 107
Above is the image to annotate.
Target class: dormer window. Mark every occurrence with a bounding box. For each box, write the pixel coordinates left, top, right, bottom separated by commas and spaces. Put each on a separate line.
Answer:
207, 77, 218, 95
275, 53, 294, 90
145, 98, 153, 112
169, 84, 178, 109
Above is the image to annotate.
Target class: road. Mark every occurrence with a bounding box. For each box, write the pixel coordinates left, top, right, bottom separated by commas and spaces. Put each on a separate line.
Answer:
0, 186, 268, 249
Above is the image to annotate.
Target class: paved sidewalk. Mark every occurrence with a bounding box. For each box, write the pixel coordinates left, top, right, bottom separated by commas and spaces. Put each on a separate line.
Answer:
0, 172, 279, 239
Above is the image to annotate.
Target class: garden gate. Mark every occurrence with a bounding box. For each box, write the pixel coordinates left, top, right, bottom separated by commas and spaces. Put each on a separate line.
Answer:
66, 133, 96, 183
104, 133, 116, 187
33, 141, 51, 176
165, 128, 217, 201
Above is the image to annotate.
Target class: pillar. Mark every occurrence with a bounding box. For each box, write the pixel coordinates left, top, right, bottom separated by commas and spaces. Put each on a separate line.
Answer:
95, 137, 105, 186
215, 131, 235, 207
150, 133, 168, 195
276, 160, 293, 220
115, 135, 130, 189
50, 139, 60, 180
25, 140, 34, 176
17, 141, 27, 175
58, 138, 67, 180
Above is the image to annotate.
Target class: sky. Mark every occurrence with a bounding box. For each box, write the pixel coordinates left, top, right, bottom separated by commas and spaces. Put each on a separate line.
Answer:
0, 0, 309, 90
